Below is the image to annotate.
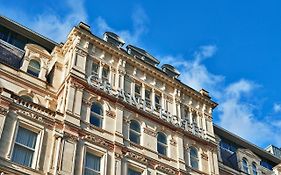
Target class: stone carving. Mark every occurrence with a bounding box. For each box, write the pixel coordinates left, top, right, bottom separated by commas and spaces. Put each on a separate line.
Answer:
0, 108, 8, 115
125, 151, 148, 164
106, 110, 116, 118
155, 164, 176, 174
143, 127, 156, 137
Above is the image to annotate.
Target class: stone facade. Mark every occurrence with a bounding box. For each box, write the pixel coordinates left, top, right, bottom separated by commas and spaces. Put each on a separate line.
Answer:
0, 15, 280, 175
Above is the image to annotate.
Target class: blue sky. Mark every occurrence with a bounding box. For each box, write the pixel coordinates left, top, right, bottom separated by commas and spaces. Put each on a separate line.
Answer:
1, 0, 281, 148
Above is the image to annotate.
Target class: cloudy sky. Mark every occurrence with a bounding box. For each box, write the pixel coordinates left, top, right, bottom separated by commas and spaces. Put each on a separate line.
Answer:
1, 0, 281, 148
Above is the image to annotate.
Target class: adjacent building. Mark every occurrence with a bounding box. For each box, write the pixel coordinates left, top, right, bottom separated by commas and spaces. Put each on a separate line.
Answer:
0, 15, 280, 175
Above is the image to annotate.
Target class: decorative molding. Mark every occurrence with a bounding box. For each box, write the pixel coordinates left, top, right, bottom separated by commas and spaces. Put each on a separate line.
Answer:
63, 132, 78, 142
143, 127, 156, 137
0, 108, 8, 116
170, 138, 177, 146
201, 152, 208, 160
155, 164, 176, 175
85, 134, 114, 150
106, 110, 116, 118
125, 151, 148, 164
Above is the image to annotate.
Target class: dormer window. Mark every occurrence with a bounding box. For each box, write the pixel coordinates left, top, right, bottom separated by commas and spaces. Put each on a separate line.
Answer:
27, 59, 40, 77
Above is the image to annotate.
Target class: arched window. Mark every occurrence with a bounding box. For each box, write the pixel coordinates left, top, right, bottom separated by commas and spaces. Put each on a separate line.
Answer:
252, 162, 258, 175
27, 60, 41, 77
90, 102, 103, 128
157, 132, 167, 156
190, 146, 199, 169
242, 158, 249, 173
129, 120, 141, 144
21, 95, 33, 102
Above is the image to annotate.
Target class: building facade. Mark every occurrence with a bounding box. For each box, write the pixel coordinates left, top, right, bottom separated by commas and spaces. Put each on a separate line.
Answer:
0, 15, 280, 175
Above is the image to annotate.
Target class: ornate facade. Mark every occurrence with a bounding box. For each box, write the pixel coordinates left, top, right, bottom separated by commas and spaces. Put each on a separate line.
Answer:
0, 15, 280, 175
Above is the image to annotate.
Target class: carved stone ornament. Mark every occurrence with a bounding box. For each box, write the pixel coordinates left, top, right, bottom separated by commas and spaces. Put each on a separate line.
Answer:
201, 152, 208, 160
170, 138, 177, 146
85, 135, 114, 150
63, 132, 78, 142
125, 151, 148, 164
143, 127, 157, 137
0, 108, 8, 115
155, 164, 176, 174
106, 110, 116, 118
16, 109, 43, 122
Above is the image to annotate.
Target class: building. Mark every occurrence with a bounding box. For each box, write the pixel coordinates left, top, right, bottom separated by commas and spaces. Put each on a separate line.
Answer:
0, 15, 280, 175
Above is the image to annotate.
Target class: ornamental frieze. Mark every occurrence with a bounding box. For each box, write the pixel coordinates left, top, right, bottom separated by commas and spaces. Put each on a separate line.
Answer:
106, 110, 116, 118
125, 151, 148, 164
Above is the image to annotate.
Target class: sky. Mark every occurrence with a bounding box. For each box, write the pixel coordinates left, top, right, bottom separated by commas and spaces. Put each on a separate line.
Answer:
1, 0, 281, 148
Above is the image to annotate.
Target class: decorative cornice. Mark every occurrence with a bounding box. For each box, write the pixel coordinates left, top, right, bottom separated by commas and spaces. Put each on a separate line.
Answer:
85, 134, 114, 150
125, 151, 148, 164
0, 108, 8, 116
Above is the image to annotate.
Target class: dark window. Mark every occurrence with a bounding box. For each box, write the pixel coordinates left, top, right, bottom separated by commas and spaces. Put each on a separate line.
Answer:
90, 102, 103, 128
157, 132, 167, 156
21, 95, 33, 102
84, 153, 101, 175
190, 147, 199, 169
242, 158, 249, 173
252, 162, 258, 175
129, 120, 141, 144
27, 60, 40, 77
128, 168, 141, 175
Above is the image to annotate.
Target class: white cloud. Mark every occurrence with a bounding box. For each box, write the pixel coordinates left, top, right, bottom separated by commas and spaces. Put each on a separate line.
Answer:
30, 0, 87, 42
95, 6, 148, 46
158, 46, 281, 147
273, 103, 281, 113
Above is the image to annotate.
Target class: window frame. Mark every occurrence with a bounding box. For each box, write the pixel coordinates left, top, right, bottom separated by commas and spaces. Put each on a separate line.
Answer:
90, 102, 104, 128
157, 132, 168, 156
242, 158, 249, 174
83, 145, 107, 175
129, 120, 141, 144
252, 162, 258, 175
10, 120, 43, 169
27, 59, 41, 77
189, 146, 199, 170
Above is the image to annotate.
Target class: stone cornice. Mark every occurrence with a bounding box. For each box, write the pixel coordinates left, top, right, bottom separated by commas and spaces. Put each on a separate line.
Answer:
63, 27, 217, 109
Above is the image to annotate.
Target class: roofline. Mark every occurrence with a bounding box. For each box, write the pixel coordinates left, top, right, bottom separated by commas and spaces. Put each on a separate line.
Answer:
71, 26, 218, 108
0, 15, 58, 50
214, 124, 281, 164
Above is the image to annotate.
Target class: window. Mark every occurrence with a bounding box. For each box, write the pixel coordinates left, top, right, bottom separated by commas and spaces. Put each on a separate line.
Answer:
102, 67, 109, 81
90, 102, 103, 128
21, 95, 33, 102
27, 60, 41, 77
155, 93, 161, 111
242, 158, 249, 173
252, 162, 258, 175
84, 152, 101, 175
11, 126, 37, 167
145, 89, 151, 107
129, 120, 141, 144
134, 84, 141, 101
190, 146, 199, 169
157, 132, 167, 156
92, 62, 99, 78
128, 168, 141, 175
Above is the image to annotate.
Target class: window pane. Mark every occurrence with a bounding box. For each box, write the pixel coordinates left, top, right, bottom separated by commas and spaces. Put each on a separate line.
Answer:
85, 153, 101, 171
27, 60, 40, 77
16, 127, 37, 149
128, 168, 141, 175
157, 144, 166, 155
243, 159, 248, 173
191, 158, 199, 169
129, 131, 140, 144
157, 132, 167, 144
130, 121, 140, 132
92, 63, 99, 73
90, 114, 102, 127
12, 144, 33, 167
91, 103, 103, 115
190, 147, 198, 157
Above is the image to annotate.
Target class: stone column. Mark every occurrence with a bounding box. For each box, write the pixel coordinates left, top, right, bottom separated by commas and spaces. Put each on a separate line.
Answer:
74, 140, 85, 175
